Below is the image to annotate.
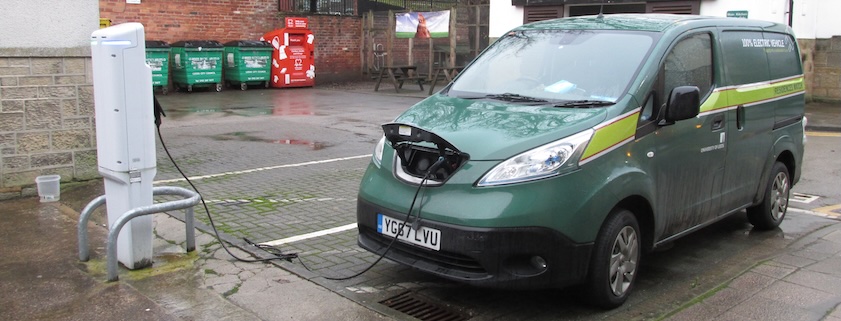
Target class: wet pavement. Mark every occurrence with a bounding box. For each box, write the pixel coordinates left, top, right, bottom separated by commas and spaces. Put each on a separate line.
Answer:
2, 81, 840, 320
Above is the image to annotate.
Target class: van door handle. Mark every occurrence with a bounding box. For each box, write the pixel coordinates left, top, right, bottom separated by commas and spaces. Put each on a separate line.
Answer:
711, 114, 725, 130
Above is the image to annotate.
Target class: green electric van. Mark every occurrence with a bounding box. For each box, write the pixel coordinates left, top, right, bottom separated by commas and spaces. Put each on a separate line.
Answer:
356, 14, 806, 308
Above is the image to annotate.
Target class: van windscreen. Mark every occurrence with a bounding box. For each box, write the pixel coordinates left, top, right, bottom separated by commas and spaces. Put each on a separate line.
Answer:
449, 30, 656, 103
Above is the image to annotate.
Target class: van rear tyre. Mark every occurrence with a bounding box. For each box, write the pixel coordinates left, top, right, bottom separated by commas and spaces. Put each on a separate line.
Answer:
585, 208, 640, 309
747, 162, 790, 230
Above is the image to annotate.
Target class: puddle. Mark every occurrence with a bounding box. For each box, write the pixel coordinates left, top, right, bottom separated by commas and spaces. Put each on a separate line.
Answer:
267, 139, 328, 150
211, 132, 329, 150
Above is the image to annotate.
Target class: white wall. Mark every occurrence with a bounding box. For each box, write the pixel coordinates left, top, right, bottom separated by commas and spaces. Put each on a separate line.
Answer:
811, 1, 841, 38
491, 0, 841, 40
699, 0, 841, 39
0, 0, 99, 49
490, 0, 524, 38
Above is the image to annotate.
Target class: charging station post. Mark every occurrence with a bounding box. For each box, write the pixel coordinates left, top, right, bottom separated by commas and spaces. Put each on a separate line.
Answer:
90, 23, 157, 269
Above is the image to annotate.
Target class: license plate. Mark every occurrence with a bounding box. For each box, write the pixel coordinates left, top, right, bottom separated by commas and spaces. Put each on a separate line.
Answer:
377, 214, 441, 251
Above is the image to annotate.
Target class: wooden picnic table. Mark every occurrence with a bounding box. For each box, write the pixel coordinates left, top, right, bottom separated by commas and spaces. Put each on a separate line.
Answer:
374, 65, 424, 93
427, 66, 464, 95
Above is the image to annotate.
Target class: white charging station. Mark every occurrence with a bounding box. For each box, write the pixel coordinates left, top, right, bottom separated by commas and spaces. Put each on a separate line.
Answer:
90, 23, 157, 269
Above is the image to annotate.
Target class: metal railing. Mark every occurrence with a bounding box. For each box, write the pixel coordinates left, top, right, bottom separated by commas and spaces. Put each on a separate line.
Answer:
278, 0, 457, 15
279, 0, 355, 15
359, 0, 457, 12
78, 186, 201, 281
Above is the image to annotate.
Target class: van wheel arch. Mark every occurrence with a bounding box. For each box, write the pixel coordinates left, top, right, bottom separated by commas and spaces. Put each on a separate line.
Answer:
754, 150, 797, 205
776, 151, 796, 183
616, 196, 655, 253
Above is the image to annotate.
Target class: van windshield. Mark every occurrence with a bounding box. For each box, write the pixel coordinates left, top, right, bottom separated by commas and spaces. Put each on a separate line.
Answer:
449, 29, 656, 103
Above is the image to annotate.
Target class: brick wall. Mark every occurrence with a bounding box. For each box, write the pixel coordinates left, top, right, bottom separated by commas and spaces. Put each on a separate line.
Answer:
101, 0, 364, 83
0, 56, 98, 196
289, 15, 363, 82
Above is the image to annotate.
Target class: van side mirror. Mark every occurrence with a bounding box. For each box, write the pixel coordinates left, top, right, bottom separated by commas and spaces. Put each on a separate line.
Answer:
660, 86, 700, 125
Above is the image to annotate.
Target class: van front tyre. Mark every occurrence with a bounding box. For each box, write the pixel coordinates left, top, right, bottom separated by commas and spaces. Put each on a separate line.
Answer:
585, 208, 641, 309
747, 162, 790, 230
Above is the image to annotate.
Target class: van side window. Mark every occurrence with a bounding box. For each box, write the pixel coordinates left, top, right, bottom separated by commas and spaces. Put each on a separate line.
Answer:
664, 33, 713, 100
764, 32, 802, 79
720, 31, 770, 86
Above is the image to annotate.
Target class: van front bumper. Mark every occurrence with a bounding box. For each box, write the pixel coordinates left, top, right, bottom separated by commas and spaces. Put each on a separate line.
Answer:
356, 198, 593, 289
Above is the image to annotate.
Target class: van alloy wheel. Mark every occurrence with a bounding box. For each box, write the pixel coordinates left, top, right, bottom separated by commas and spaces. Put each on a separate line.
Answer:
747, 162, 789, 230
770, 171, 789, 221
586, 208, 641, 309
609, 226, 639, 296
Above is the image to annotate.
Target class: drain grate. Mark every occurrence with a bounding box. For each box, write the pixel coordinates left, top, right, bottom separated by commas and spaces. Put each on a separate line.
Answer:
379, 291, 469, 321
791, 192, 820, 204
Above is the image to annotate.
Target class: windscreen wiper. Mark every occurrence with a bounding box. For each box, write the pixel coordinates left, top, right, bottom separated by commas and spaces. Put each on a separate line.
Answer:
553, 100, 615, 108
462, 93, 548, 103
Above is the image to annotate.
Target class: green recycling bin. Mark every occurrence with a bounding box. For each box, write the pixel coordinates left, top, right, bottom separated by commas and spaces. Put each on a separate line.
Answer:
223, 40, 272, 90
145, 40, 171, 95
170, 40, 224, 92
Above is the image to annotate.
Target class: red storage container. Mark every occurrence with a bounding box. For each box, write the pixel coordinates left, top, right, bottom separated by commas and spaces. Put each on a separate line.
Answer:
261, 17, 315, 88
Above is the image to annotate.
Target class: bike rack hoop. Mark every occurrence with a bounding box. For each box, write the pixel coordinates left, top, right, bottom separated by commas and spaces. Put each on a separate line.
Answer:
77, 186, 201, 281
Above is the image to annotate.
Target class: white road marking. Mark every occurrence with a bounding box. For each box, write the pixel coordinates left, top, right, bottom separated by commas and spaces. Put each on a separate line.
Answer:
154, 154, 371, 184
260, 223, 358, 246
206, 198, 355, 204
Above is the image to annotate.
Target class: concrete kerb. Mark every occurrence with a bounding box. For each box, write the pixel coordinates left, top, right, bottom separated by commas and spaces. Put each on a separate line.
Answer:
170, 206, 412, 320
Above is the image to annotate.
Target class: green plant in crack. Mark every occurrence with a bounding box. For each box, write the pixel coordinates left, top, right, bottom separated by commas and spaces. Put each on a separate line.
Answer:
222, 283, 241, 298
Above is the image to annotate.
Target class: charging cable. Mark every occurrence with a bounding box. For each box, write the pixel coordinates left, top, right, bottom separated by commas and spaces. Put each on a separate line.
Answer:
154, 98, 440, 280
157, 124, 298, 263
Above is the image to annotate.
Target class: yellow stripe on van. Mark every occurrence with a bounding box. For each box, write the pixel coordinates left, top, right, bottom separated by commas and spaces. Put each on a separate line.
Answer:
581, 109, 639, 164
697, 90, 728, 114
728, 76, 804, 107
701, 75, 805, 115
579, 75, 804, 166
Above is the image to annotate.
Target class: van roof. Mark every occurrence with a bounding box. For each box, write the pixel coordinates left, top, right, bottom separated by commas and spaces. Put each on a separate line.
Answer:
516, 14, 785, 33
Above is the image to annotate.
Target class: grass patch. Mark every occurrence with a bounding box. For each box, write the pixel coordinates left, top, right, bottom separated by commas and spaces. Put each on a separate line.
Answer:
223, 284, 240, 297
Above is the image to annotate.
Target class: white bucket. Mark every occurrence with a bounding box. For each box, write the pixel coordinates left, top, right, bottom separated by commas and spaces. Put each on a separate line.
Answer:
35, 175, 61, 203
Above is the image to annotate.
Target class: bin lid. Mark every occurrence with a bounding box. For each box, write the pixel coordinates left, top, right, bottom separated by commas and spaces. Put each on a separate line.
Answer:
223, 40, 272, 48
170, 40, 224, 48
145, 40, 170, 48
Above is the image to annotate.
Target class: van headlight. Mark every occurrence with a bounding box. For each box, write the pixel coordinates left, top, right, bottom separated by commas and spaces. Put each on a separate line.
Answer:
373, 136, 386, 167
477, 129, 593, 186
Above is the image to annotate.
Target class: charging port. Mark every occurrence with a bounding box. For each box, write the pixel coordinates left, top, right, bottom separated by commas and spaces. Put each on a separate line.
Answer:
382, 123, 469, 185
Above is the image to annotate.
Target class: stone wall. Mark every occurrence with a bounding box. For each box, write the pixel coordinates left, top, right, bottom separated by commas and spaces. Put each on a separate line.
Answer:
0, 54, 97, 197
800, 36, 841, 102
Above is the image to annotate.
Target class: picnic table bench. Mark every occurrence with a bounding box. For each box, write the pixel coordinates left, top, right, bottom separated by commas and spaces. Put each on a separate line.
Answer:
374, 65, 424, 93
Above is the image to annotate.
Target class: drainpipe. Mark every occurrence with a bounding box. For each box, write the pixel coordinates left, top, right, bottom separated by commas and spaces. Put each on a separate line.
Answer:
788, 0, 794, 27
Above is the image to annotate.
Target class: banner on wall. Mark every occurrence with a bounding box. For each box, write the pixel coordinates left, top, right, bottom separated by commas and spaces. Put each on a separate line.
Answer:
395, 11, 450, 39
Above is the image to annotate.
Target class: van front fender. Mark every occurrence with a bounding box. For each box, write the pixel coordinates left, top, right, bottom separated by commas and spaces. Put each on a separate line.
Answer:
574, 161, 657, 245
